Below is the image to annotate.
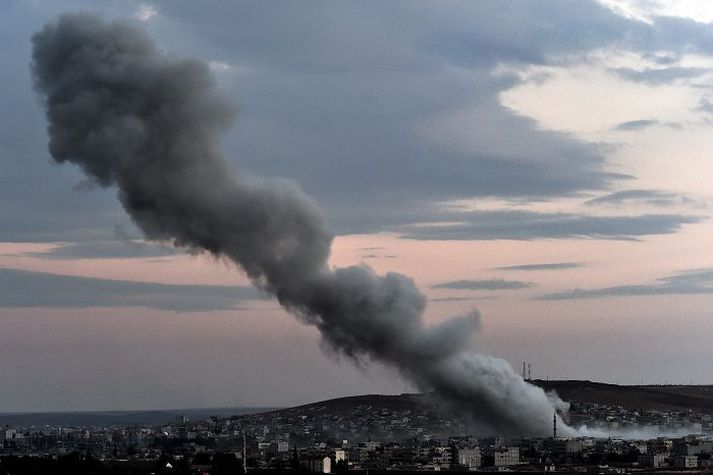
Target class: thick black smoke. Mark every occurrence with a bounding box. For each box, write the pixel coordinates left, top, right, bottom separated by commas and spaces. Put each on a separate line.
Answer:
32, 13, 571, 436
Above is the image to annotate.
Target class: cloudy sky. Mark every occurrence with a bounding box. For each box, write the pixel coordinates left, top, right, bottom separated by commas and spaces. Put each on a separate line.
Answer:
3, 0, 713, 412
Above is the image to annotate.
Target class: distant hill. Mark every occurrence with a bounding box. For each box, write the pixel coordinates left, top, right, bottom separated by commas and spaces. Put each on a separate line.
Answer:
5, 381, 713, 428
242, 381, 713, 419
241, 393, 428, 419
532, 379, 713, 411
0, 407, 274, 428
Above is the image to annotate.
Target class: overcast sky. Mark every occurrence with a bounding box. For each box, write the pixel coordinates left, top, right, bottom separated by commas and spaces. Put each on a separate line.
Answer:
3, 0, 713, 412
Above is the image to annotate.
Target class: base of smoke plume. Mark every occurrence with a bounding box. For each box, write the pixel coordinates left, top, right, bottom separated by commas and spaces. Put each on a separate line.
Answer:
574, 425, 709, 440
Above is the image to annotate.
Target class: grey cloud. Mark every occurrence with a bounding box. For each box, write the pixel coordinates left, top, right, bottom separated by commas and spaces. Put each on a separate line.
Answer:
0, 2, 131, 244
6, 1, 713, 243
541, 268, 713, 300
25, 240, 178, 260
585, 189, 693, 207
433, 279, 531, 291
154, 0, 636, 70
158, 1, 713, 75
610, 66, 709, 84
0, 267, 262, 312
613, 119, 659, 131
413, 1, 644, 67
361, 254, 396, 260
0, 2, 617, 242
496, 262, 582, 271
697, 98, 713, 114
644, 52, 679, 65
429, 296, 495, 302
397, 211, 702, 241
119, 1, 642, 213
644, 15, 713, 58
227, 70, 615, 222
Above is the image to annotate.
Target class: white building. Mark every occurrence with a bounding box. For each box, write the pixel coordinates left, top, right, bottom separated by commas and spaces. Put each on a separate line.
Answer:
4, 428, 16, 441
457, 447, 481, 469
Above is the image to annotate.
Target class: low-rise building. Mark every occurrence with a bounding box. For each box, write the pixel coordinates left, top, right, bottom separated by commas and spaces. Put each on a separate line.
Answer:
300, 455, 331, 473
457, 447, 481, 469
675, 455, 698, 468
639, 453, 667, 468
494, 447, 520, 467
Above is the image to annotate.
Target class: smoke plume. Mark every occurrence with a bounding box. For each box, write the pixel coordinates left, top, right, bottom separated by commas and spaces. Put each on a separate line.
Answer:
32, 13, 572, 436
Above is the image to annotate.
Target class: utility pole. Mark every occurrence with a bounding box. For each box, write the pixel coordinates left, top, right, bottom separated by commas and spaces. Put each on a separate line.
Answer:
552, 412, 557, 439
243, 433, 248, 474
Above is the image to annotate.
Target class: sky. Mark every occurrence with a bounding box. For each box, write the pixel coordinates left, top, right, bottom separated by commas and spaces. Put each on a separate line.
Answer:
2, 0, 713, 412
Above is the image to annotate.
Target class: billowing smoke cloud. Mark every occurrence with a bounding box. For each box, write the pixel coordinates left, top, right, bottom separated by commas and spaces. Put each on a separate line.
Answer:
31, 13, 572, 436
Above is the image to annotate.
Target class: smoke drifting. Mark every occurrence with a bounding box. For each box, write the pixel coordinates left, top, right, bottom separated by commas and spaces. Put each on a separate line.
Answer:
32, 13, 571, 436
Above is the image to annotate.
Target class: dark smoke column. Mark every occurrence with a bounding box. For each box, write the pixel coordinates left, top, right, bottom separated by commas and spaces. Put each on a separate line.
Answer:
32, 13, 572, 436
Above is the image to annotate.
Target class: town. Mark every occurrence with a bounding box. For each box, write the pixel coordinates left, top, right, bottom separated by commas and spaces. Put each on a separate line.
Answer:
3, 395, 713, 473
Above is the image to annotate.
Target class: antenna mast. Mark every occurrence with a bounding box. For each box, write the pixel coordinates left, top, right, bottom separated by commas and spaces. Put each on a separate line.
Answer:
243, 432, 248, 474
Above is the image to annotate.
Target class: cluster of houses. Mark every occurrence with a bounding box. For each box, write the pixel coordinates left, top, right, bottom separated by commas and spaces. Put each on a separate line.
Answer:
3, 398, 713, 472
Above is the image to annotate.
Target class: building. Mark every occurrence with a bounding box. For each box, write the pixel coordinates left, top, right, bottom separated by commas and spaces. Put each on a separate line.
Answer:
4, 428, 16, 442
639, 454, 667, 468
457, 447, 481, 469
494, 447, 520, 467
432, 445, 452, 469
647, 438, 673, 454
300, 455, 332, 473
675, 455, 698, 468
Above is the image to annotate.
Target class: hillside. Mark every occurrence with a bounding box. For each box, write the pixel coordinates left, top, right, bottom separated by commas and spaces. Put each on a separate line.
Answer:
7, 381, 713, 428
238, 393, 428, 420
0, 407, 273, 428
250, 381, 713, 419
532, 380, 713, 411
